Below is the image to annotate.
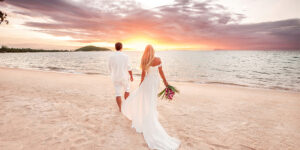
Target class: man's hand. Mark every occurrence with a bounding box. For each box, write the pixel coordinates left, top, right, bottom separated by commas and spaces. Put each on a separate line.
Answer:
128, 70, 133, 82
130, 76, 134, 82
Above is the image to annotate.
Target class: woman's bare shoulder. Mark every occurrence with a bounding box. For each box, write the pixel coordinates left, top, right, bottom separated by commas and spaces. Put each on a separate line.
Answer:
154, 57, 161, 63
151, 57, 161, 66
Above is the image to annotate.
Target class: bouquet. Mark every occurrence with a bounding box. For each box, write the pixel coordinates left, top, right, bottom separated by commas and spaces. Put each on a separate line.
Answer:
158, 85, 179, 100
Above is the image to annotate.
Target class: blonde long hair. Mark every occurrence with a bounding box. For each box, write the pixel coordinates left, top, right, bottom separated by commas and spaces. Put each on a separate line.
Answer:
140, 45, 155, 71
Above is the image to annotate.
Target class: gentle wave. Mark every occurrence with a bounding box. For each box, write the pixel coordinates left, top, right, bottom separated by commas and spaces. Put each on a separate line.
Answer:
204, 81, 249, 87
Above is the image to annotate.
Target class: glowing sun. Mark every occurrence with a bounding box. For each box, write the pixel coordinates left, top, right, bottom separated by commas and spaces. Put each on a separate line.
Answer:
123, 36, 158, 51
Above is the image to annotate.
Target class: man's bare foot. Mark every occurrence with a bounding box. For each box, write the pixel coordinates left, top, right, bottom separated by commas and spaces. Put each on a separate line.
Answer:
124, 92, 130, 99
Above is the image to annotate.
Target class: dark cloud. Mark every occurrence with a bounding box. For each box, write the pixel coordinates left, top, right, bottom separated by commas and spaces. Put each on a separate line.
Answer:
3, 0, 300, 49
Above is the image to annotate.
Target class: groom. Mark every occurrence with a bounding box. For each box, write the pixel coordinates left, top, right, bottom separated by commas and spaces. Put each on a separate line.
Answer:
108, 42, 133, 112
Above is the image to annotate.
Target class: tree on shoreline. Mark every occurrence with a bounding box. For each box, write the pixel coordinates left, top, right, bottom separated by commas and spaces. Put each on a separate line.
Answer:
0, 0, 9, 25
0, 45, 70, 53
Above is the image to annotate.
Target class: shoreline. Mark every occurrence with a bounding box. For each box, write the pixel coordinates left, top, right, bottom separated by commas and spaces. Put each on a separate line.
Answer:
1, 66, 299, 93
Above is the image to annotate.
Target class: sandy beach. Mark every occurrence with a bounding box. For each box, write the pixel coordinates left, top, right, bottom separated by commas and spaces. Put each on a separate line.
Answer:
0, 67, 300, 150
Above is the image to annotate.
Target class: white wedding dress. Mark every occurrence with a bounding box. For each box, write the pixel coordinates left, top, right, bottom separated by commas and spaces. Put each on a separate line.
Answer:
122, 64, 180, 150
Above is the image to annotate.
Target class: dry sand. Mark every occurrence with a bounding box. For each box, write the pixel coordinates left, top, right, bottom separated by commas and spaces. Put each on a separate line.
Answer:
0, 67, 300, 150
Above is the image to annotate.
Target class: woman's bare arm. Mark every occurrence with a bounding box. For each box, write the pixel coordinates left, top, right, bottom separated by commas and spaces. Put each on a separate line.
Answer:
140, 70, 146, 85
159, 66, 168, 87
158, 58, 168, 87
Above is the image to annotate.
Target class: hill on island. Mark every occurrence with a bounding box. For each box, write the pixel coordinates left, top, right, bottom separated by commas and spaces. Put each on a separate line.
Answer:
75, 46, 111, 51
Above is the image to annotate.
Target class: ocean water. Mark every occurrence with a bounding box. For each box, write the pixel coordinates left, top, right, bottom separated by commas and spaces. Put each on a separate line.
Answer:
0, 50, 299, 91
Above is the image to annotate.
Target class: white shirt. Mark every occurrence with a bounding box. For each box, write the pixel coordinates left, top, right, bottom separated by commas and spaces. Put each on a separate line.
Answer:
108, 51, 132, 82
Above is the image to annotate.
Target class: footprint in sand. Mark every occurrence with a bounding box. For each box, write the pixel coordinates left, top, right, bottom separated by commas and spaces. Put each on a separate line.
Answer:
70, 146, 77, 150
74, 138, 87, 145
69, 127, 75, 132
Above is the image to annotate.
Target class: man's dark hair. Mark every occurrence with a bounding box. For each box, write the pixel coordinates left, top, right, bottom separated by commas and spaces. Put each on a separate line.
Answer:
115, 42, 122, 51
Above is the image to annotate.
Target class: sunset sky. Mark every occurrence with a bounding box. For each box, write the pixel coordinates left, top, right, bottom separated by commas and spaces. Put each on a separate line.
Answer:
0, 0, 300, 50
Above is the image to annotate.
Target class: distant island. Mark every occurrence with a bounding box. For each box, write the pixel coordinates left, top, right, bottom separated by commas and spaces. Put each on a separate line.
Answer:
0, 45, 111, 53
75, 45, 111, 51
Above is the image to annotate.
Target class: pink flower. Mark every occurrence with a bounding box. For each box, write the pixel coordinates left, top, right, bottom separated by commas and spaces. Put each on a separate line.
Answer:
165, 87, 175, 100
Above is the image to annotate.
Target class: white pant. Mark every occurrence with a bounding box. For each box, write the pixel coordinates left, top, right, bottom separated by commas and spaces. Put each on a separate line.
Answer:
113, 79, 130, 97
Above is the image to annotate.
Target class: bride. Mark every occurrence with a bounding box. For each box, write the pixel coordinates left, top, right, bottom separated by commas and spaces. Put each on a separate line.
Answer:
122, 45, 180, 150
